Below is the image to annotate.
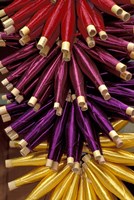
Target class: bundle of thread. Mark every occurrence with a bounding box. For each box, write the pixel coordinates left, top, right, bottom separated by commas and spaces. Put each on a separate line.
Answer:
5, 121, 134, 199
0, 0, 134, 199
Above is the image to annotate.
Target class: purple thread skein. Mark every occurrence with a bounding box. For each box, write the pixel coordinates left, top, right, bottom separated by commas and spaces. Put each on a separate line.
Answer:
54, 59, 68, 109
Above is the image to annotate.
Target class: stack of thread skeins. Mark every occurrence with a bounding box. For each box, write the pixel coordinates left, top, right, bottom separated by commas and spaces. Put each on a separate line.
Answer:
0, 0, 134, 199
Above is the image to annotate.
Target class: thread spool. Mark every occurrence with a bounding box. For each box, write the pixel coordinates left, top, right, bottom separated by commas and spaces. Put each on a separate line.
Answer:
116, 63, 126, 72
126, 107, 134, 116
0, 40, 6, 47
0, 106, 7, 115
20, 147, 31, 157
3, 18, 14, 28
28, 96, 38, 107
8, 181, 17, 191
46, 159, 53, 168
77, 96, 86, 107
99, 31, 108, 41
86, 37, 95, 48
120, 71, 132, 81
11, 88, 20, 96
87, 25, 97, 37
111, 5, 123, 16
37, 36, 48, 50
109, 130, 123, 148
0, 9, 6, 18
19, 35, 30, 46
1, 78, 9, 86
1, 16, 8, 22
0, 67, 8, 74
19, 139, 28, 148
67, 157, 74, 166
93, 150, 102, 161
1, 113, 11, 122
118, 11, 130, 22
39, 46, 50, 57
127, 43, 134, 52
4, 25, 15, 35
19, 26, 30, 37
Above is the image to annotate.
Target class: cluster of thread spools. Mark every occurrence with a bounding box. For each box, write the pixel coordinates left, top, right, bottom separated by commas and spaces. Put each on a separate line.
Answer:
0, 0, 134, 199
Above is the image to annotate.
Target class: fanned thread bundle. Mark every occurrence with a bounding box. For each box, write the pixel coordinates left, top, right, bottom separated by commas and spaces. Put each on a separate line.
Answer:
0, 0, 134, 199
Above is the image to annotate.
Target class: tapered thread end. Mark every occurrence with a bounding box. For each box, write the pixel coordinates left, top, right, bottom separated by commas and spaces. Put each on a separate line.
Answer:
8, 181, 17, 191
19, 26, 30, 37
